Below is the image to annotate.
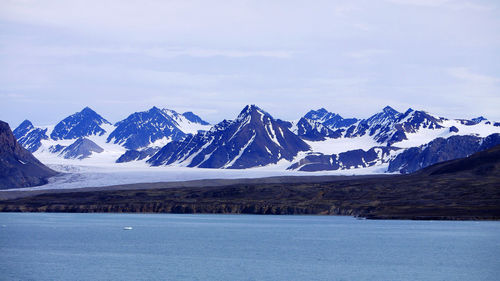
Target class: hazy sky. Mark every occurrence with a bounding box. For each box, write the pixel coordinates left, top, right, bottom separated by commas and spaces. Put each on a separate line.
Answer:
1, 0, 499, 127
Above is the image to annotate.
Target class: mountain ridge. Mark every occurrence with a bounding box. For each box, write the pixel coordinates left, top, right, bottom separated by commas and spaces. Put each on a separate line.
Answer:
11, 105, 500, 174
148, 105, 310, 169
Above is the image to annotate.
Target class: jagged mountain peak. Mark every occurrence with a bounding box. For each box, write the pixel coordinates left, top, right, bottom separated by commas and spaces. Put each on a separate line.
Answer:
237, 104, 269, 120
303, 108, 345, 122
13, 120, 34, 136
148, 106, 162, 113
13, 119, 49, 153
182, 111, 210, 125
16, 119, 34, 130
130, 106, 168, 119
108, 107, 186, 150
304, 108, 330, 120
364, 106, 402, 126
76, 106, 110, 123
296, 108, 358, 141
81, 106, 96, 114
60, 137, 104, 160
404, 108, 414, 115
50, 107, 111, 140
382, 105, 399, 115
148, 105, 310, 169
472, 116, 487, 123
161, 107, 181, 117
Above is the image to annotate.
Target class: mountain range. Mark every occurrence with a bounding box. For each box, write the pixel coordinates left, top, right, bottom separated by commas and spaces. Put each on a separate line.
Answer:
12, 105, 500, 174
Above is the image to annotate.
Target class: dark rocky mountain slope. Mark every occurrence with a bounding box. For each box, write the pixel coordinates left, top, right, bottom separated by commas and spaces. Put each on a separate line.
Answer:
289, 146, 398, 171
107, 107, 187, 150
148, 105, 310, 168
59, 138, 104, 160
0, 121, 57, 189
50, 107, 110, 140
388, 133, 500, 174
182, 112, 210, 125
296, 108, 357, 141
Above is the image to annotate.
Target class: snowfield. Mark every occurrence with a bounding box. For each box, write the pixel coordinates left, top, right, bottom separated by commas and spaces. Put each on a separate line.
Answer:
304, 135, 380, 155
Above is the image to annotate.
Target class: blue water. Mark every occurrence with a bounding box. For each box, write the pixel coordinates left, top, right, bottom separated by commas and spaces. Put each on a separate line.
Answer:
1, 213, 499, 281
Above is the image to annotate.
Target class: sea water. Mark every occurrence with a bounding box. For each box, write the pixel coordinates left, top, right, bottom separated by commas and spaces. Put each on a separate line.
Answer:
0, 213, 499, 281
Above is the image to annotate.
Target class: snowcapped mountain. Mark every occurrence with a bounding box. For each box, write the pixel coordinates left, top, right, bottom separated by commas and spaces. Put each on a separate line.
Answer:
13, 120, 49, 152
108, 107, 184, 150
344, 106, 407, 144
299, 106, 476, 147
350, 106, 444, 145
108, 106, 211, 150
388, 133, 500, 174
148, 105, 310, 169
11, 104, 500, 174
182, 112, 210, 125
50, 107, 111, 140
59, 138, 105, 160
12, 107, 123, 164
295, 108, 358, 141
12, 106, 211, 165
13, 107, 111, 154
288, 147, 398, 172
116, 147, 159, 163
289, 106, 500, 172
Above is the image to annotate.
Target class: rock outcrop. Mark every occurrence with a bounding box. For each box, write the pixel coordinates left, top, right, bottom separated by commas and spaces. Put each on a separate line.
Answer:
0, 121, 57, 189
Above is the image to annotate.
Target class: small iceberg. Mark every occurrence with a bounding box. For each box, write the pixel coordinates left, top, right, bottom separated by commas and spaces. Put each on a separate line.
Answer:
123, 226, 133, 230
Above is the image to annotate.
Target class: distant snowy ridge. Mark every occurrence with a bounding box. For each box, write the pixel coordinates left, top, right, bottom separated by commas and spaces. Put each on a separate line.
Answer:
12, 104, 500, 174
14, 106, 211, 165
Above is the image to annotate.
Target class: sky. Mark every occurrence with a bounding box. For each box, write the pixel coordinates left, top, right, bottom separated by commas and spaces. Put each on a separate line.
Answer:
1, 0, 499, 127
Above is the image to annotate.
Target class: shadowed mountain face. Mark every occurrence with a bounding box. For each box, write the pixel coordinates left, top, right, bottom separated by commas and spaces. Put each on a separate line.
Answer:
351, 107, 444, 145
289, 146, 398, 171
13, 120, 48, 152
296, 108, 358, 141
182, 112, 210, 125
0, 121, 57, 189
148, 105, 310, 168
107, 107, 186, 150
298, 106, 444, 145
50, 107, 111, 140
388, 133, 500, 174
116, 147, 159, 163
59, 138, 104, 160
422, 144, 500, 177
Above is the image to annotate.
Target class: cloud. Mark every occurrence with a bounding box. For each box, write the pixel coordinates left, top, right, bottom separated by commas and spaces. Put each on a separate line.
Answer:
1, 0, 500, 125
0, 0, 359, 46
386, 0, 492, 10
386, 0, 451, 7
447, 67, 500, 84
0, 45, 293, 59
345, 49, 390, 59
